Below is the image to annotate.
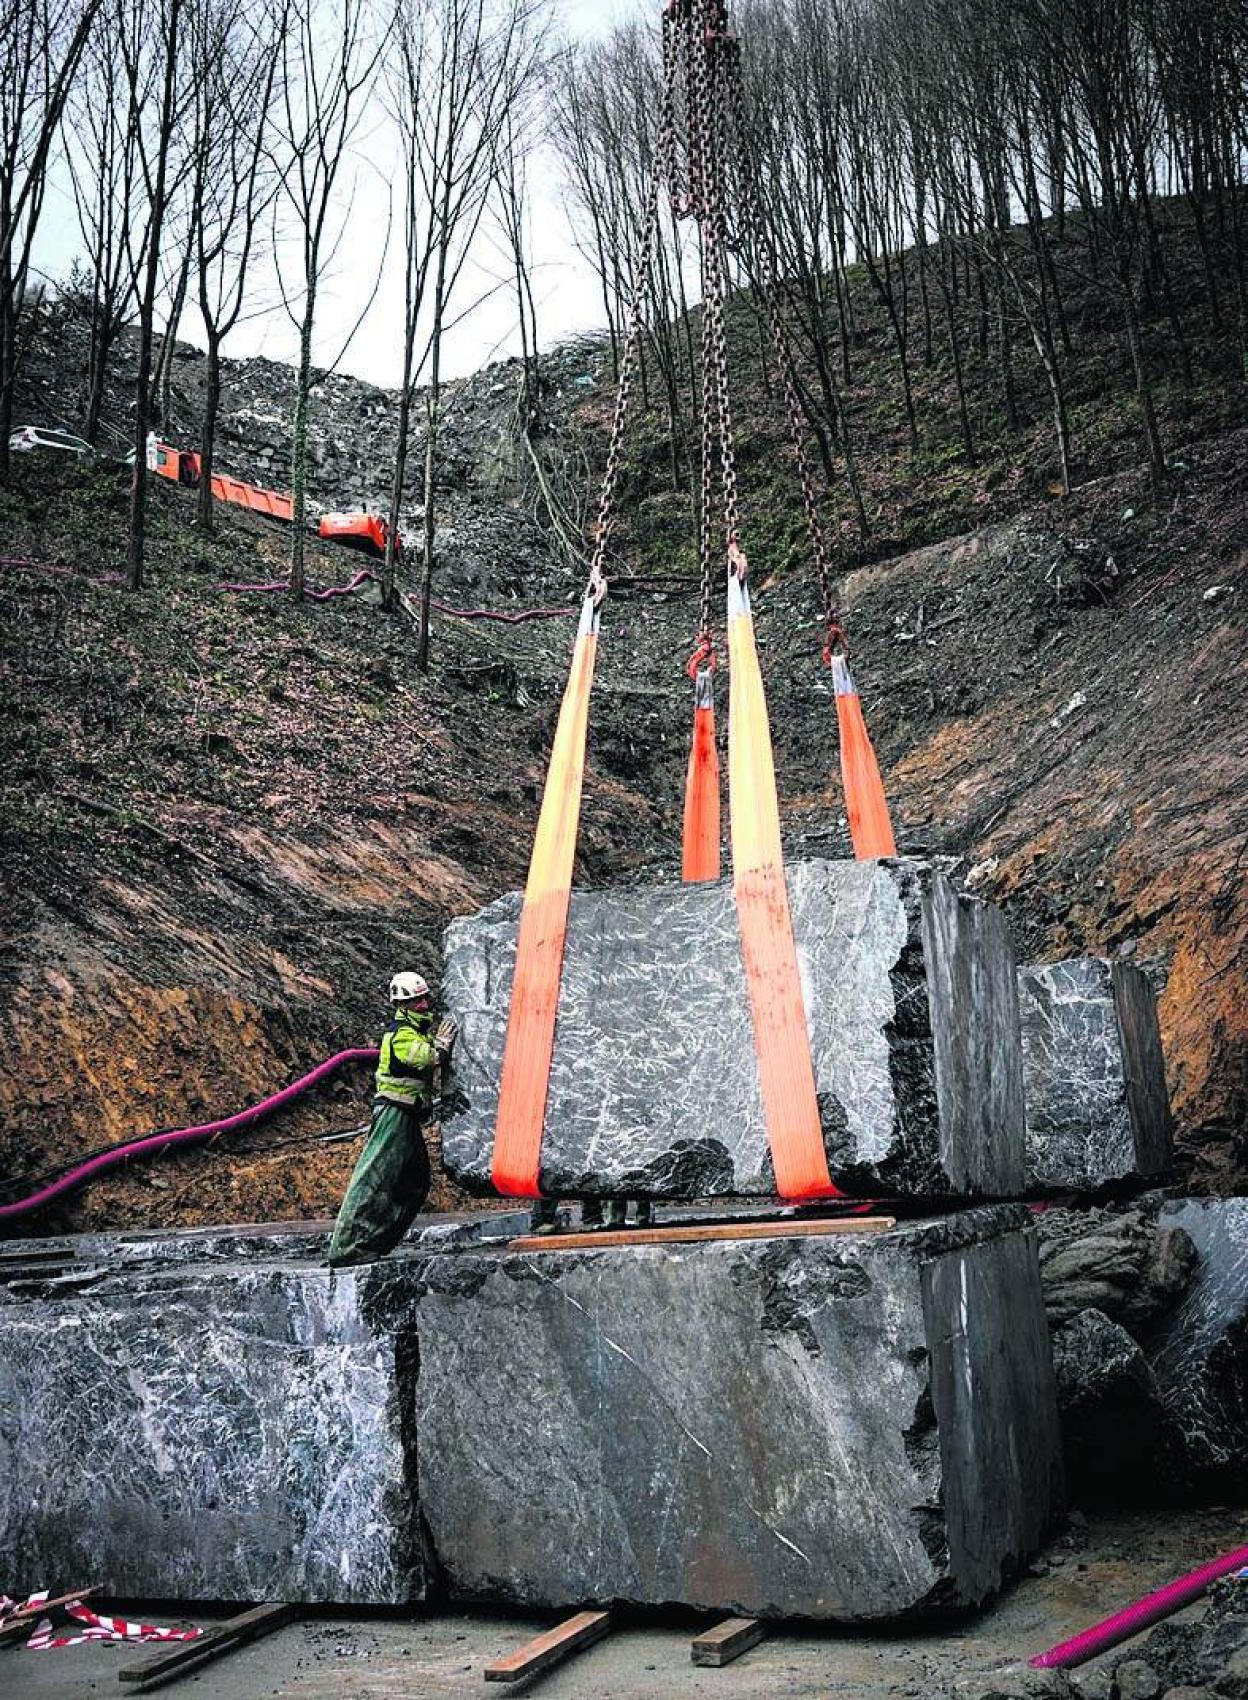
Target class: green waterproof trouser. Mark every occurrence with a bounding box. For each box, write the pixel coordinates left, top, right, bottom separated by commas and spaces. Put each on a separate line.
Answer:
327, 1099, 431, 1267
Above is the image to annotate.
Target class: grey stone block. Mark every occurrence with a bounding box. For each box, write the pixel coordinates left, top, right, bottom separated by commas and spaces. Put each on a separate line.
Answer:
415, 1207, 1062, 1621
0, 1258, 429, 1605
1018, 959, 1172, 1192
0, 1208, 529, 1278
442, 858, 1026, 1199
1151, 1198, 1248, 1495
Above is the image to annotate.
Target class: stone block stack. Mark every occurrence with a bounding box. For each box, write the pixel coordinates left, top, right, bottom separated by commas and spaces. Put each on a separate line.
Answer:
0, 855, 1191, 1622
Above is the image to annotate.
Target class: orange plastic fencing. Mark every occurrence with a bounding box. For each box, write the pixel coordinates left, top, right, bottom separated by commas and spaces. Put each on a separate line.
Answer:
682, 667, 721, 883
727, 572, 842, 1201
831, 654, 897, 860
490, 596, 600, 1196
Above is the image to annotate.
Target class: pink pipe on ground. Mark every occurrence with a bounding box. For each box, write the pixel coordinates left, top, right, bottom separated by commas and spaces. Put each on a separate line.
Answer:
0, 1048, 379, 1223
1031, 1545, 1248, 1669
221, 571, 577, 622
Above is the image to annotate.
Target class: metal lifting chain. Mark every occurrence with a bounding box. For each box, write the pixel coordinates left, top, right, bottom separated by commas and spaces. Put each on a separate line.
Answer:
682, 0, 743, 644
587, 8, 679, 605
721, 35, 846, 654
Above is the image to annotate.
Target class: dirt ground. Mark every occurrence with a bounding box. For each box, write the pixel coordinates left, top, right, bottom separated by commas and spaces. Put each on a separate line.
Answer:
9, 1509, 1247, 1700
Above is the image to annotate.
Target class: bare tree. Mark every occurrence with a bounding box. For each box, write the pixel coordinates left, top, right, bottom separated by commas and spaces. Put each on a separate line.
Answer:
118, 0, 192, 590
272, 0, 386, 597
191, 0, 284, 531
385, 0, 545, 662
0, 0, 101, 478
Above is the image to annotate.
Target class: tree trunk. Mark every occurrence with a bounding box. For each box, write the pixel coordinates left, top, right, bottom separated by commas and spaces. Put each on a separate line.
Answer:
384, 380, 412, 611
289, 301, 315, 599
1122, 293, 1167, 494
196, 329, 222, 532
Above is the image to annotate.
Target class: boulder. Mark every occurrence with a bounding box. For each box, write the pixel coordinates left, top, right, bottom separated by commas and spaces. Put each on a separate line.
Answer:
0, 1258, 430, 1605
1150, 1198, 1248, 1496
442, 858, 1026, 1200
1018, 958, 1172, 1192
1049, 1308, 1172, 1504
1038, 1206, 1196, 1332
415, 1207, 1063, 1620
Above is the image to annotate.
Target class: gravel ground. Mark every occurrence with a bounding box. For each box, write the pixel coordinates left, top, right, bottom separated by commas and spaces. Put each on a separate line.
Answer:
10, 1509, 1248, 1700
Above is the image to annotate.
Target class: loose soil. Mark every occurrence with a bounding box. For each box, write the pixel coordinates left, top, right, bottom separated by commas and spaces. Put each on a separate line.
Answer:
10, 1509, 1248, 1700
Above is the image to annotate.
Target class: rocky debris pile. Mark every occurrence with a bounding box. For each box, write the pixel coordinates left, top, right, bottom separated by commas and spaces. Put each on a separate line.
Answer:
13, 296, 612, 543
954, 1571, 1248, 1700
1036, 1199, 1248, 1506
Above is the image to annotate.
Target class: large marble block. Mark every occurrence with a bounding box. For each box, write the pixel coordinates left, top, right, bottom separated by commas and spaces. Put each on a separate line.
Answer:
415, 1208, 1063, 1620
1019, 958, 1172, 1191
1151, 1198, 1248, 1497
0, 1258, 429, 1605
442, 858, 1026, 1199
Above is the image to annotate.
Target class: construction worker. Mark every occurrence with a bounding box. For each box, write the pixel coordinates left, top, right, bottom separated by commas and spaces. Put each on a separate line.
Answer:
327, 971, 456, 1268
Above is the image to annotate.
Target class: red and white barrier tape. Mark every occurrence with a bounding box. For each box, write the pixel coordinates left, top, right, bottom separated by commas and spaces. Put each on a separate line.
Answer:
1, 1592, 202, 1652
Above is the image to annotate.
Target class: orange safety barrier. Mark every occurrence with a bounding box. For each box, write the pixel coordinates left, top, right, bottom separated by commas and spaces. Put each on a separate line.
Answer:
831, 653, 897, 860
490, 594, 601, 1196
682, 666, 721, 882
727, 567, 842, 1201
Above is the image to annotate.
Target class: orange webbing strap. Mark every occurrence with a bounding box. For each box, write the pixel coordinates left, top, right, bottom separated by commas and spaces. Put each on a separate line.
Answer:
682, 666, 721, 882
727, 570, 842, 1201
831, 653, 897, 860
491, 595, 600, 1196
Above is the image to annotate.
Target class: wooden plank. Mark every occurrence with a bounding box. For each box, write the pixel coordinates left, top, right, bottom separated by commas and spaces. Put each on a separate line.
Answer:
118, 1602, 293, 1688
509, 1216, 896, 1254
0, 1586, 100, 1643
691, 1617, 767, 1667
485, 1610, 612, 1684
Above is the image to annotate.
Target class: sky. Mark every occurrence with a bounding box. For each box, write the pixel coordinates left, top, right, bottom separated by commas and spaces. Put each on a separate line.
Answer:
35, 0, 648, 394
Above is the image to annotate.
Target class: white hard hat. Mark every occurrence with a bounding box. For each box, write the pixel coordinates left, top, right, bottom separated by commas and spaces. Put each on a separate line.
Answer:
389, 971, 430, 1003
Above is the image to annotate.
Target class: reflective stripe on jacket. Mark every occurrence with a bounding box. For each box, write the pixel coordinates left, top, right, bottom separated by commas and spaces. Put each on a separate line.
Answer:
374, 1009, 437, 1108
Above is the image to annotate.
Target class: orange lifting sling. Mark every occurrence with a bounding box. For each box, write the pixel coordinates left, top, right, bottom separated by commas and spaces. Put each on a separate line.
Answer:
831, 651, 897, 860
727, 566, 842, 1200
682, 664, 721, 882
490, 595, 600, 1196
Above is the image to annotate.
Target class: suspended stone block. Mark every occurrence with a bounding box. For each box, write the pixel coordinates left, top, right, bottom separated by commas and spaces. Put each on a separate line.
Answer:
441, 858, 1026, 1200
0, 1257, 430, 1606
1018, 958, 1172, 1192
415, 1208, 1063, 1621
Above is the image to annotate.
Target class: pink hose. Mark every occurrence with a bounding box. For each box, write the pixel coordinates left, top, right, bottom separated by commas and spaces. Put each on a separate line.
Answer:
0, 1048, 379, 1223
221, 570, 576, 622
1031, 1545, 1248, 1669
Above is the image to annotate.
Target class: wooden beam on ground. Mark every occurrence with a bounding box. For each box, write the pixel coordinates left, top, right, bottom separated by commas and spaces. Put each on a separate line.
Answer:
509, 1216, 896, 1253
691, 1617, 768, 1667
0, 1586, 100, 1644
118, 1602, 293, 1689
485, 1610, 613, 1685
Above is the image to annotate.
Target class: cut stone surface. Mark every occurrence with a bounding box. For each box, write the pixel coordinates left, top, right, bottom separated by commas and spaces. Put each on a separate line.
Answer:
442, 858, 1026, 1199
1018, 959, 1172, 1192
415, 1207, 1063, 1621
1151, 1198, 1248, 1496
0, 1208, 529, 1276
0, 1257, 430, 1605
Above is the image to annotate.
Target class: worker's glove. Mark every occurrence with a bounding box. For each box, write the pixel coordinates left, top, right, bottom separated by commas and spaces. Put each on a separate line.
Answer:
435, 1017, 458, 1061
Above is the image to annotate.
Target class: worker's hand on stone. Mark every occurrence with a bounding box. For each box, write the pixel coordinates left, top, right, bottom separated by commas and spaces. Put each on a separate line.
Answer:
435, 1017, 458, 1060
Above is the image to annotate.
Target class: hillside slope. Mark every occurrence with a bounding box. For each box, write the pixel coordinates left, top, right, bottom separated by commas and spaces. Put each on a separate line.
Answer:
2, 200, 1245, 1232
